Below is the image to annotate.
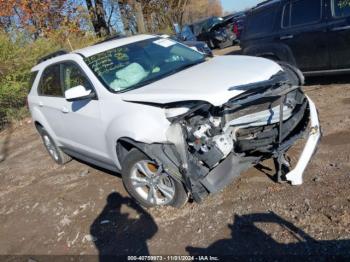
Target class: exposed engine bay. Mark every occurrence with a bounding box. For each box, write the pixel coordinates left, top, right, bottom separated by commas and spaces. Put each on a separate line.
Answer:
120, 68, 320, 204
172, 79, 308, 168
163, 70, 315, 202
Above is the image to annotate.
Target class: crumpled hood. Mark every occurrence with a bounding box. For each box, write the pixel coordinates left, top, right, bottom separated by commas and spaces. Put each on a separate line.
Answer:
121, 55, 283, 106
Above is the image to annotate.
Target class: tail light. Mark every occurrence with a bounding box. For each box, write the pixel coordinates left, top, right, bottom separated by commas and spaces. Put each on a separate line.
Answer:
233, 23, 239, 38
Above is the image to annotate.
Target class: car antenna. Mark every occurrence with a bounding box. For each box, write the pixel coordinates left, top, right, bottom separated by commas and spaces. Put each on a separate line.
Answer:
67, 38, 74, 51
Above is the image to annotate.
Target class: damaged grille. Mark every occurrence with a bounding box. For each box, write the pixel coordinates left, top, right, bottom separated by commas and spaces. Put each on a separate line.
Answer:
178, 80, 310, 170
232, 89, 310, 153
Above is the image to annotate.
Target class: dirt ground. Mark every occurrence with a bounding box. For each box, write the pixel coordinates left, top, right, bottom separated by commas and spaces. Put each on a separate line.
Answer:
0, 47, 350, 259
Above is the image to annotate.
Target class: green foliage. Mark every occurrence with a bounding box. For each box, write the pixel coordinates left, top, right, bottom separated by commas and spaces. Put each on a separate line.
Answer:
339, 0, 350, 8
0, 30, 99, 129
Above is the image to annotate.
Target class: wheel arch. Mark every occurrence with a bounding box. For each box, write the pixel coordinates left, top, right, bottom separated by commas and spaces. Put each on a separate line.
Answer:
116, 137, 186, 186
243, 43, 297, 67
34, 121, 43, 131
116, 137, 145, 169
30, 106, 59, 143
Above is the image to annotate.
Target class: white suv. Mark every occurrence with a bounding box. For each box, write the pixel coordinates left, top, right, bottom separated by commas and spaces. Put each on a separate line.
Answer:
28, 35, 321, 208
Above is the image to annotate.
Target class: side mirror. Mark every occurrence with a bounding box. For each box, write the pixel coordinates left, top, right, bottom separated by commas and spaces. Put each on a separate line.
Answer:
65, 85, 95, 102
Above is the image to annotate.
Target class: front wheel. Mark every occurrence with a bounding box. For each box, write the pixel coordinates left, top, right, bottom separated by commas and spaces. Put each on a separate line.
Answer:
121, 149, 188, 208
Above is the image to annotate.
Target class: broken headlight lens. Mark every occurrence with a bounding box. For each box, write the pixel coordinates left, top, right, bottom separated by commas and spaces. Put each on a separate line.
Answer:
165, 105, 193, 119
164, 102, 209, 120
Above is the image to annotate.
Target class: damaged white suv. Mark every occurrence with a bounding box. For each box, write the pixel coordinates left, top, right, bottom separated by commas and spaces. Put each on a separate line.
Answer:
28, 35, 321, 208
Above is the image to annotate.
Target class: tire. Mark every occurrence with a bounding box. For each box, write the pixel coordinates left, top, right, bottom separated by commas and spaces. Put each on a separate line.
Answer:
122, 149, 188, 209
37, 127, 72, 165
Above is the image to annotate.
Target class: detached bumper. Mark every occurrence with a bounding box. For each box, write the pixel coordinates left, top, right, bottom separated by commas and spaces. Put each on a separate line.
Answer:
285, 96, 321, 185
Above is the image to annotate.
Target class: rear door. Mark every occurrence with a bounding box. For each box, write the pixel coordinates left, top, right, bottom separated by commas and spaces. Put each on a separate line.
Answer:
328, 0, 350, 69
279, 0, 329, 71
36, 64, 68, 143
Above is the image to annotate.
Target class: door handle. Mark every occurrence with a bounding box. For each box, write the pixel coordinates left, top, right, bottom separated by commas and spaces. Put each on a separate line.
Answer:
280, 35, 294, 40
39, 101, 44, 107
331, 25, 350, 31
61, 107, 69, 113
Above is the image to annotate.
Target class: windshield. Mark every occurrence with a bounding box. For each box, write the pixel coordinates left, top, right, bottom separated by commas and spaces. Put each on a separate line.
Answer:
84, 37, 205, 93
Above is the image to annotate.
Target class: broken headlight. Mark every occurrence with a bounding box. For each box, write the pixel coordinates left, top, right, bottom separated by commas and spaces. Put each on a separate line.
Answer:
165, 105, 192, 119
164, 102, 210, 121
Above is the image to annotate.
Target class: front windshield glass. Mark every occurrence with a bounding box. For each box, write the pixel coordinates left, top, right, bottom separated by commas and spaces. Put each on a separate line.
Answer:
84, 37, 205, 92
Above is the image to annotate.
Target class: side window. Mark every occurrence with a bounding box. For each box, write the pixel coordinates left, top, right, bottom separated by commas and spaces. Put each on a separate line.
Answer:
38, 64, 63, 97
246, 8, 276, 36
289, 0, 322, 27
282, 3, 291, 28
62, 62, 93, 92
28, 71, 38, 90
332, 0, 350, 17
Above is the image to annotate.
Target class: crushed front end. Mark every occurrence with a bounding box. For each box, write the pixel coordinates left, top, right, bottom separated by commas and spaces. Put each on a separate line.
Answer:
163, 72, 321, 202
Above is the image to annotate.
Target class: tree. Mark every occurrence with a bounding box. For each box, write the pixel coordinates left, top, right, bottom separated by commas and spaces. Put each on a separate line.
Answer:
85, 0, 110, 36
184, 0, 222, 24
339, 0, 350, 7
138, 0, 222, 33
118, 0, 146, 34
0, 0, 83, 39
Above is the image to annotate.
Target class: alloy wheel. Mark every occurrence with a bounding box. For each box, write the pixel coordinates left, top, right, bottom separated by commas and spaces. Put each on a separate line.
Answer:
130, 160, 175, 206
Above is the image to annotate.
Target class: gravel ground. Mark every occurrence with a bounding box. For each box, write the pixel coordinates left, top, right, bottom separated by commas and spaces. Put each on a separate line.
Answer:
0, 47, 349, 259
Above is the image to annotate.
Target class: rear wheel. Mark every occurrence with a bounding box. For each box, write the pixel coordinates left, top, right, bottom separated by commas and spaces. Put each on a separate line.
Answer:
122, 149, 188, 208
37, 127, 71, 165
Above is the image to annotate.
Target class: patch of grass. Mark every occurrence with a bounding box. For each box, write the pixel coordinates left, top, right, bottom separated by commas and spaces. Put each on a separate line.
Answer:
0, 30, 99, 130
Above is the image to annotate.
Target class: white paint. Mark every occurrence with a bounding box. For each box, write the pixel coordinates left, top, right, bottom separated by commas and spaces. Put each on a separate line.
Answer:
153, 38, 176, 48
64, 85, 92, 101
286, 96, 321, 185
121, 56, 282, 106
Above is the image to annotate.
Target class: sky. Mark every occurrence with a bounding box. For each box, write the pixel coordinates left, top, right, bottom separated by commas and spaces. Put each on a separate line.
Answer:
221, 0, 265, 12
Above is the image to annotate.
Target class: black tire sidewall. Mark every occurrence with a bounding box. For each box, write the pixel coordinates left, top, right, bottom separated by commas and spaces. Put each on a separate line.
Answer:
121, 149, 188, 208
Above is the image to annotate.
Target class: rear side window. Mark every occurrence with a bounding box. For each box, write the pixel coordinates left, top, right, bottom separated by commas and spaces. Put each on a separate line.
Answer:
62, 62, 93, 92
29, 71, 38, 89
283, 0, 322, 27
38, 64, 63, 97
245, 8, 276, 36
332, 0, 350, 17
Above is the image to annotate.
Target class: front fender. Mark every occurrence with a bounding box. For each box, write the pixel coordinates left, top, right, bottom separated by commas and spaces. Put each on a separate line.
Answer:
105, 109, 170, 168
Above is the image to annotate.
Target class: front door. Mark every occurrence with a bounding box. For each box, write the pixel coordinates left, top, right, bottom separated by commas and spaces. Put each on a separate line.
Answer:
59, 62, 111, 164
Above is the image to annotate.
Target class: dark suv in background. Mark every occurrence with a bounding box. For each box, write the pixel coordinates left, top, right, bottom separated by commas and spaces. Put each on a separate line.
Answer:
241, 0, 350, 76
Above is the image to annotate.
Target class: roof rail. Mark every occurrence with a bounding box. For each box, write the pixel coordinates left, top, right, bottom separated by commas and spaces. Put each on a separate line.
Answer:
94, 35, 127, 45
37, 50, 68, 64
251, 0, 280, 10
